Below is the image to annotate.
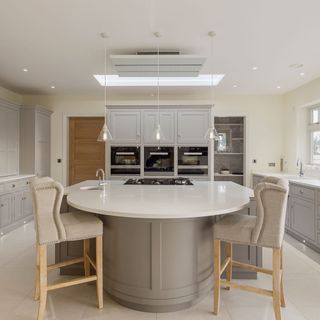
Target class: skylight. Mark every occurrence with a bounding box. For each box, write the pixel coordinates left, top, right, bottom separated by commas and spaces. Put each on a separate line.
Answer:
93, 74, 224, 87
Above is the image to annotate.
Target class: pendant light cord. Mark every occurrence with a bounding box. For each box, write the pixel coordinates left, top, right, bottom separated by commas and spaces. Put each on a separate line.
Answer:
157, 41, 160, 125
104, 45, 108, 126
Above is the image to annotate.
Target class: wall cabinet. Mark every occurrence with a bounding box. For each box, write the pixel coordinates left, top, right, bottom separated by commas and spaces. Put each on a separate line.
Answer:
0, 177, 34, 235
177, 110, 209, 144
143, 111, 175, 144
0, 102, 19, 177
109, 111, 141, 144
20, 106, 52, 177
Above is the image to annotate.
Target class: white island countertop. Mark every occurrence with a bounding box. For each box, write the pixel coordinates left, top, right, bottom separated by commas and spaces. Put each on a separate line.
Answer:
66, 180, 254, 219
253, 172, 320, 189
0, 174, 36, 184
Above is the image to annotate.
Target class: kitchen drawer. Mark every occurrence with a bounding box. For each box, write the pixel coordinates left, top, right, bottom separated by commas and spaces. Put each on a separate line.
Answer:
290, 184, 315, 201
5, 179, 30, 191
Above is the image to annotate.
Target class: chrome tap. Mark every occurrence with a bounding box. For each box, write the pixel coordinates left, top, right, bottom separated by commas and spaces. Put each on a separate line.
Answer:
96, 168, 106, 185
297, 160, 304, 177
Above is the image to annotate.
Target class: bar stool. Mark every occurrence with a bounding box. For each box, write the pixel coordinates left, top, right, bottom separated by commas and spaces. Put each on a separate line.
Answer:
212, 177, 289, 320
31, 177, 104, 320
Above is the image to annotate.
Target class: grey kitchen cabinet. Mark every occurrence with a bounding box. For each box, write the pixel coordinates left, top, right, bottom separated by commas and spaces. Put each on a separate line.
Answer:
177, 110, 209, 144
56, 196, 261, 279
109, 111, 141, 144
0, 177, 34, 235
143, 110, 175, 144
0, 193, 13, 228
20, 106, 52, 177
0, 101, 20, 177
290, 195, 316, 242
252, 174, 320, 252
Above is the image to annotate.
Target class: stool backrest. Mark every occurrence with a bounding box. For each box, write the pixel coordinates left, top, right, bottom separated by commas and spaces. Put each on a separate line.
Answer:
31, 177, 67, 245
252, 177, 289, 248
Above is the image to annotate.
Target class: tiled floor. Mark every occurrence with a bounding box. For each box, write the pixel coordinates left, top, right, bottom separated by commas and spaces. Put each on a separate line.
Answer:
1, 223, 320, 320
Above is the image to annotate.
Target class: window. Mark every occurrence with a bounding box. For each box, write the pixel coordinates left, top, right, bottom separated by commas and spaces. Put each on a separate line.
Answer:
309, 106, 320, 164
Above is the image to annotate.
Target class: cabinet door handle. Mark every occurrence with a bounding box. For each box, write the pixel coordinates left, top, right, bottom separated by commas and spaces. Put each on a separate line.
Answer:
0, 204, 4, 207
12, 184, 15, 188
299, 190, 304, 194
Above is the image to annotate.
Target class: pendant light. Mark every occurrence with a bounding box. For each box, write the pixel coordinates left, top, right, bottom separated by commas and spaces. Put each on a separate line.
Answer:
152, 32, 165, 142
97, 33, 112, 142
205, 31, 219, 142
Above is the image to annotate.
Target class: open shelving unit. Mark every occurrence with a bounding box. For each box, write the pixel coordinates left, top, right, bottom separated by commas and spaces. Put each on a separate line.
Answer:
214, 117, 245, 186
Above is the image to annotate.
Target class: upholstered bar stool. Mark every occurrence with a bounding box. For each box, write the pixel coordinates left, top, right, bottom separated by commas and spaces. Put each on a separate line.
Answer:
31, 177, 104, 320
212, 177, 289, 320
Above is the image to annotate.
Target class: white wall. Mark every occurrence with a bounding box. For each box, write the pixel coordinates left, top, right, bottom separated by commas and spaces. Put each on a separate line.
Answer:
284, 78, 320, 172
22, 93, 284, 186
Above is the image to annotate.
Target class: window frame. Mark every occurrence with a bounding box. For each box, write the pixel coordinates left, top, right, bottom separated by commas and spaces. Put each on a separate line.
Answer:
309, 105, 320, 164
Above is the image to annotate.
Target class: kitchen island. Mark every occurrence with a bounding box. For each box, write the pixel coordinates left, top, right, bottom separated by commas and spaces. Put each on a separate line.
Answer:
58, 180, 261, 312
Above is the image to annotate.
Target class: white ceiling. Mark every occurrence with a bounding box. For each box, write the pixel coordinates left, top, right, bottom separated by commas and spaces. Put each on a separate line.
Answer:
1, 0, 320, 96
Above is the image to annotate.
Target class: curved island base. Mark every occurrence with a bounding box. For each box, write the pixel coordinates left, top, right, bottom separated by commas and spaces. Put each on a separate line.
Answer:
57, 181, 262, 313
102, 216, 213, 312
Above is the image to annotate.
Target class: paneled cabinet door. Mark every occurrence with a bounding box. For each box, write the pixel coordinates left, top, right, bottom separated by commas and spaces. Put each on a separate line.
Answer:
110, 111, 141, 144
285, 196, 290, 228
143, 111, 175, 144
0, 193, 12, 227
290, 196, 316, 242
6, 108, 19, 175
177, 111, 209, 144
0, 108, 8, 176
13, 191, 24, 221
22, 191, 33, 217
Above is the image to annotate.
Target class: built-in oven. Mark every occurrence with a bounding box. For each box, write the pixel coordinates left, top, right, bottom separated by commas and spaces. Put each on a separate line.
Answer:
178, 146, 208, 175
111, 146, 140, 175
144, 147, 174, 175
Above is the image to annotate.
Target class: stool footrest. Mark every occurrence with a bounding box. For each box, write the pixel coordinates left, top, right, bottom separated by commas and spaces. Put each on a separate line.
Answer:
47, 275, 97, 291
47, 257, 84, 271
232, 260, 273, 275
220, 280, 273, 297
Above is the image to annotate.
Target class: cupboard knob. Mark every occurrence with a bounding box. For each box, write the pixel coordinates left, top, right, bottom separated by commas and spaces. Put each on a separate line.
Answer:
12, 184, 15, 188
299, 190, 303, 194
0, 204, 4, 207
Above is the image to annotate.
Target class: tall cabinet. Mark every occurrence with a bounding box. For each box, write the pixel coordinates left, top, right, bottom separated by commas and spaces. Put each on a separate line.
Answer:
0, 101, 19, 177
20, 106, 52, 177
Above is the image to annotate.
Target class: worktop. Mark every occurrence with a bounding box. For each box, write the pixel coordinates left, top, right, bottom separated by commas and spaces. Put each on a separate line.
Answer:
66, 180, 254, 219
0, 174, 35, 184
252, 172, 320, 189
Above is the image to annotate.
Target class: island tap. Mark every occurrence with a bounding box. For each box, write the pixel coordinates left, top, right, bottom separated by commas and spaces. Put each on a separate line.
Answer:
96, 168, 106, 185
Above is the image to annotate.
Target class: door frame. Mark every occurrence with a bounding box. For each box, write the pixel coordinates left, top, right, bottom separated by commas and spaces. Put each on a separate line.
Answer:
62, 112, 105, 186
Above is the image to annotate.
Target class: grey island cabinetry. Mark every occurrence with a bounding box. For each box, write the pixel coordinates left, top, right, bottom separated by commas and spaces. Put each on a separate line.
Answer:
253, 173, 320, 252
56, 180, 262, 312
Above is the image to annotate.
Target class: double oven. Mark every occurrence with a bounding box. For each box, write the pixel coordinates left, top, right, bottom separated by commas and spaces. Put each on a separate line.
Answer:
110, 146, 208, 177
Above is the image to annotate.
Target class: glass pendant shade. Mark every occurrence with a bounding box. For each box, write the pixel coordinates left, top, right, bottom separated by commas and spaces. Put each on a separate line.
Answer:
97, 123, 112, 142
205, 127, 219, 141
152, 123, 165, 141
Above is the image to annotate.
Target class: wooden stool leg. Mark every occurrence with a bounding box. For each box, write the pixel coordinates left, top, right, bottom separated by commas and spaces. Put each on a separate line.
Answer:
213, 239, 221, 315
34, 243, 40, 301
272, 248, 282, 320
83, 239, 90, 277
280, 246, 286, 308
226, 242, 233, 290
37, 244, 47, 320
96, 235, 103, 309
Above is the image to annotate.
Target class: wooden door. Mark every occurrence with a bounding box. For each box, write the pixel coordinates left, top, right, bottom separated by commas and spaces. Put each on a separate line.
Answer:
69, 117, 105, 186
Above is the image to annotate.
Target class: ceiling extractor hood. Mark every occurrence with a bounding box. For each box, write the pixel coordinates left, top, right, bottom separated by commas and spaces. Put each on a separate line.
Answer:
110, 51, 206, 77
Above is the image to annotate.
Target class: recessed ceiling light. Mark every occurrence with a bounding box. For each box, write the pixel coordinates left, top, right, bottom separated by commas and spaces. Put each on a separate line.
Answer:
22, 68, 28, 72
93, 74, 225, 87
252, 66, 258, 71
233, 84, 238, 88
277, 86, 281, 89
300, 72, 305, 76
50, 86, 55, 89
